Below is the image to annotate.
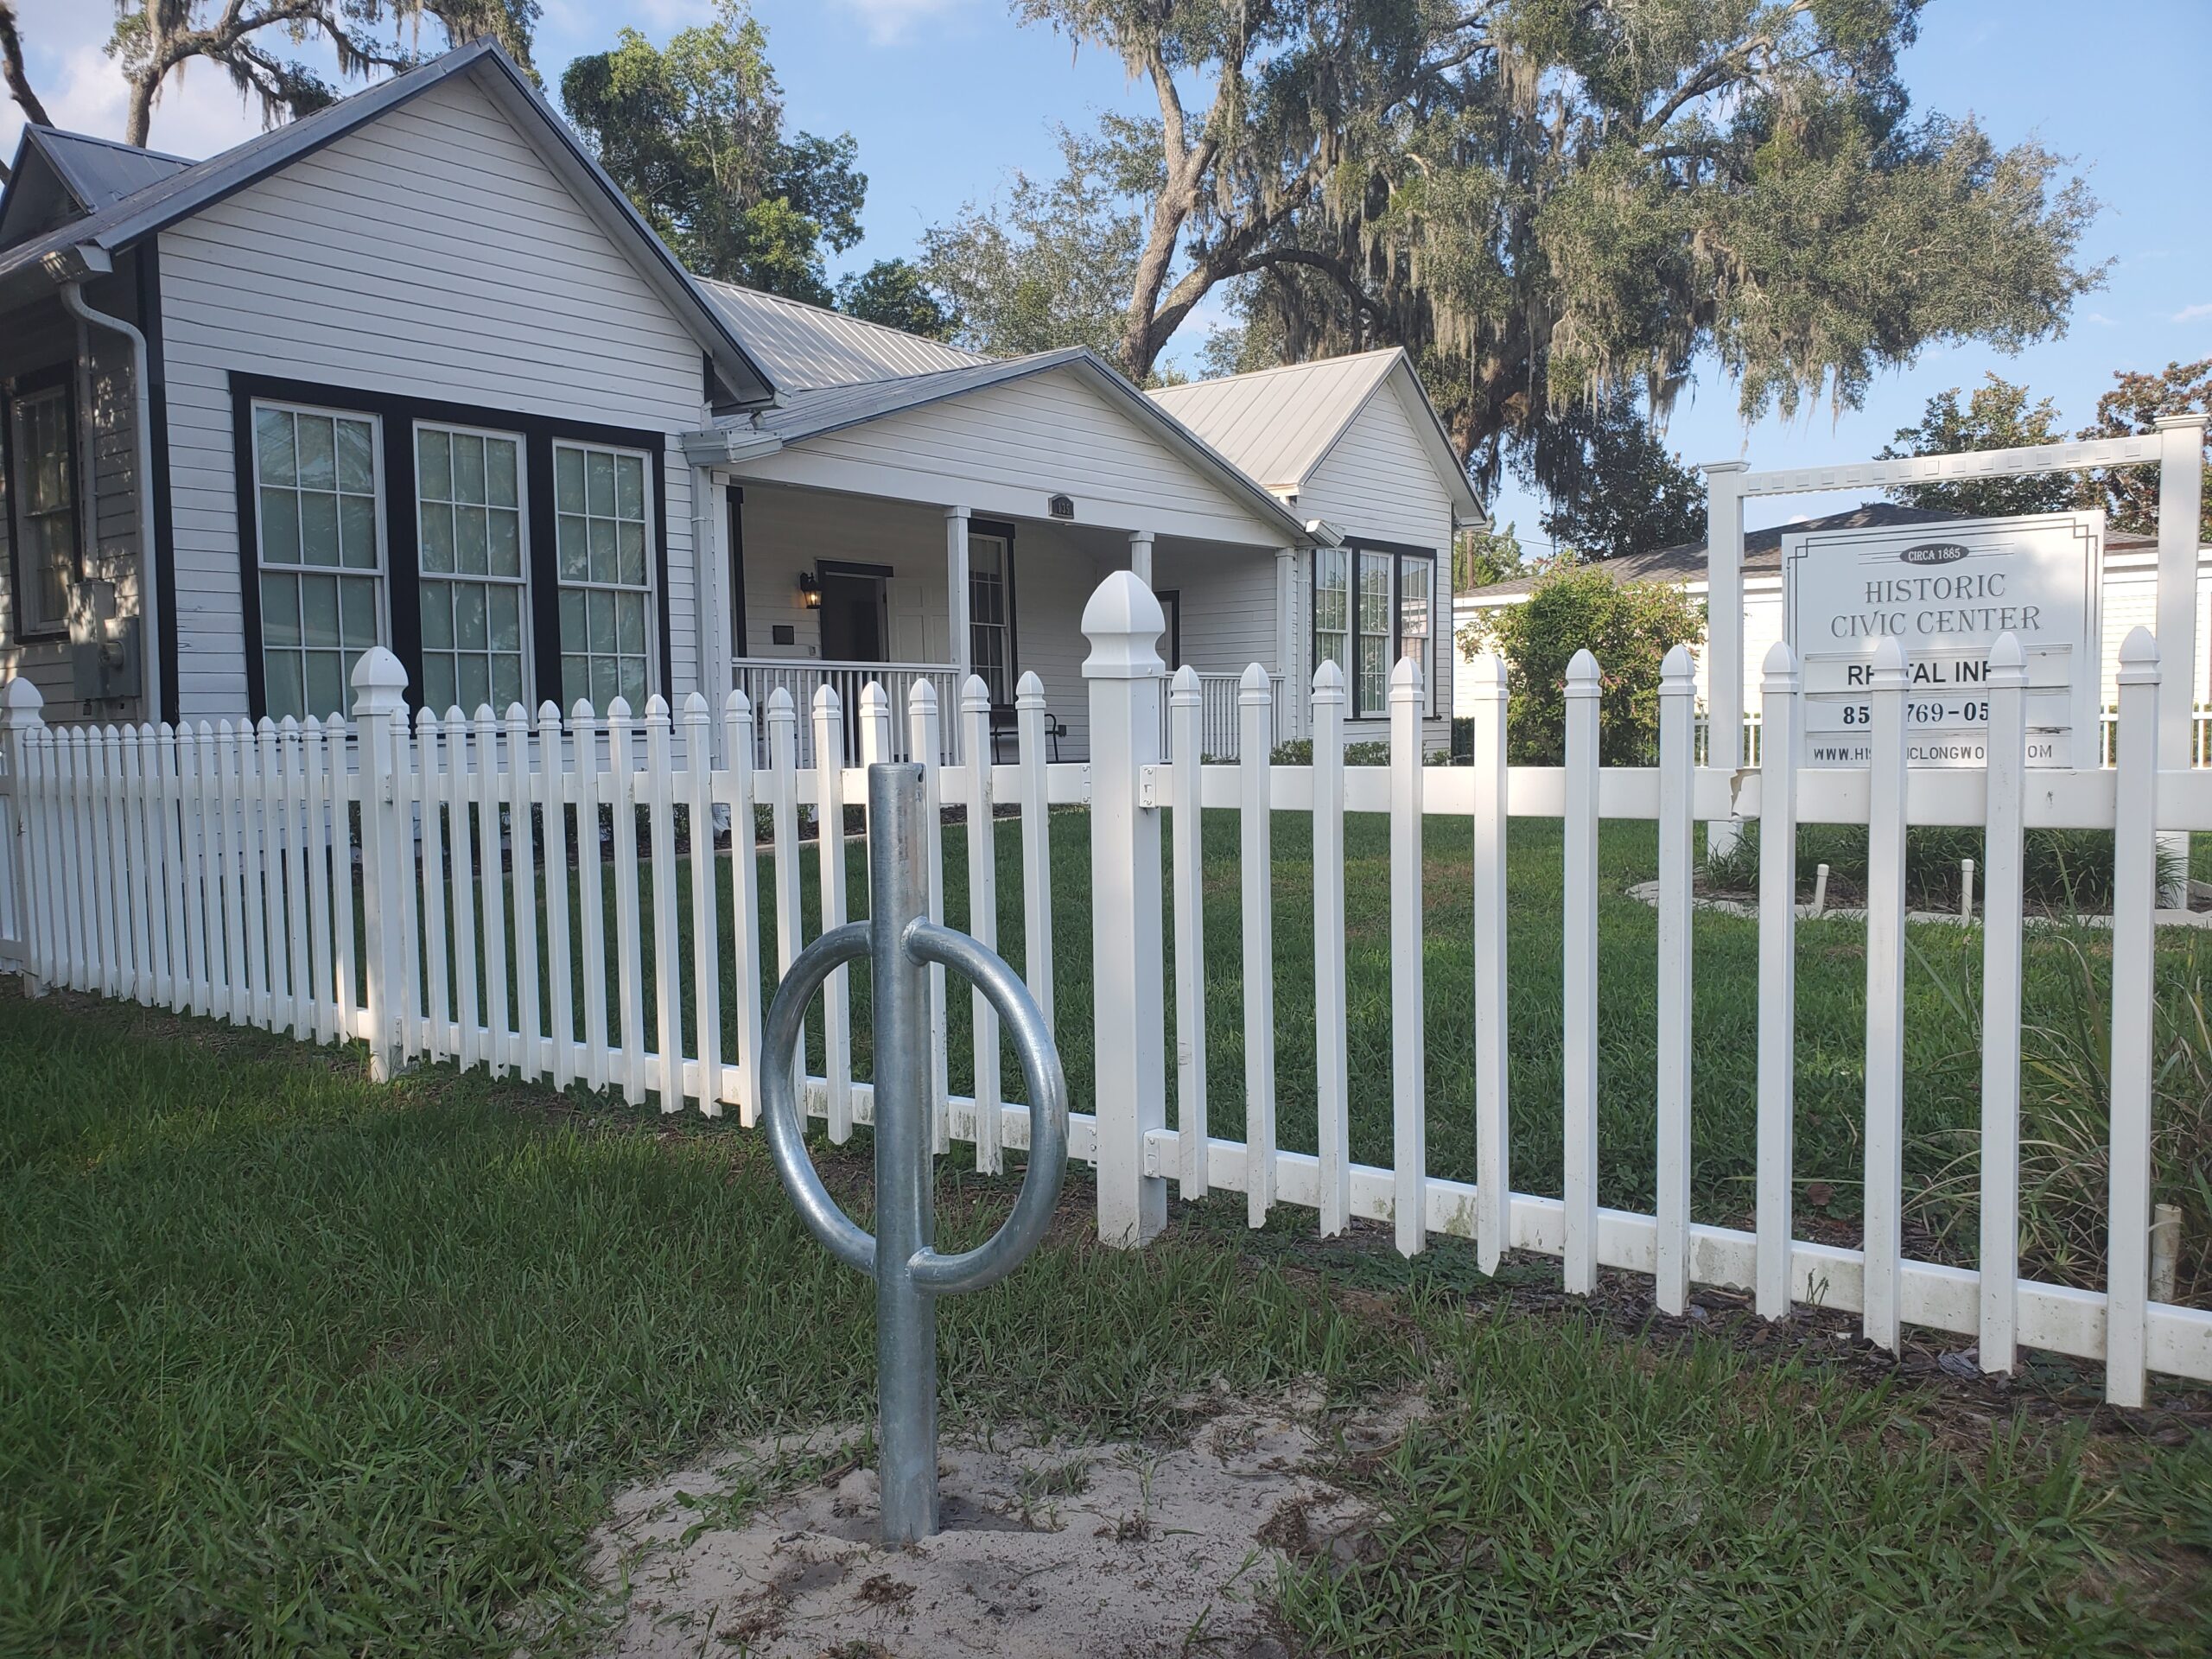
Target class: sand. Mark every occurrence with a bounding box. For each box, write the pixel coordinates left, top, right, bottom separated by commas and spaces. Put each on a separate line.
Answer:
580, 1390, 1397, 1658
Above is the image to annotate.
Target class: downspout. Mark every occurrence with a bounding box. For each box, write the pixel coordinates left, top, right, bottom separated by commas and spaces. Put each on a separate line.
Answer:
58, 277, 162, 726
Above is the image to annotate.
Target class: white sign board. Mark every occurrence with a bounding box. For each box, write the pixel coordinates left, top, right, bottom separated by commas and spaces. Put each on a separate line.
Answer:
1782, 511, 2103, 768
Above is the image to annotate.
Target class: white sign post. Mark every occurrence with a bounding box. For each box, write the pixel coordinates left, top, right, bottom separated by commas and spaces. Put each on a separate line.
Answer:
1783, 512, 2104, 768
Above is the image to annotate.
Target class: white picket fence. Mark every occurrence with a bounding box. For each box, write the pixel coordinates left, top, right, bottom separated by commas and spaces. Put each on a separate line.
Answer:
1, 569, 2208, 1408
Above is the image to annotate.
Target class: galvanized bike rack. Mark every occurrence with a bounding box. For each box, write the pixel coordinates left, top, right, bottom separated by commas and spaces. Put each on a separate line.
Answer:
760, 760, 1069, 1547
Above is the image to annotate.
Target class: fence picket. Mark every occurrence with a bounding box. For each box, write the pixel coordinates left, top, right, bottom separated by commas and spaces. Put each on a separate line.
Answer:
1312, 662, 1349, 1236
448, 712, 483, 1072
908, 683, 950, 1154
121, 727, 153, 1004
1242, 664, 1278, 1227
1862, 639, 1910, 1351
417, 710, 453, 1065
2107, 628, 2160, 1407
87, 728, 117, 995
723, 691, 762, 1123
765, 690, 803, 1117
812, 686, 853, 1142
244, 722, 275, 1027
279, 720, 310, 1037
686, 695, 723, 1116
184, 726, 213, 1016
1654, 647, 1696, 1314
1016, 673, 1055, 1033
216, 724, 248, 1023
1755, 644, 1802, 1319
329, 720, 360, 1039
1169, 665, 1208, 1199
509, 702, 543, 1084
474, 707, 511, 1076
646, 698, 683, 1111
158, 725, 189, 1014
1468, 655, 1511, 1274
574, 702, 611, 1094
962, 676, 1001, 1172
1562, 652, 1600, 1290
1980, 634, 2030, 1372
302, 718, 334, 1044
607, 699, 646, 1106
542, 703, 576, 1094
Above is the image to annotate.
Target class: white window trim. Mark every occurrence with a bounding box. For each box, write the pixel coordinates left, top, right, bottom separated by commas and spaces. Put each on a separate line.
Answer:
9, 380, 79, 637
413, 418, 532, 715
552, 436, 658, 706
249, 397, 391, 719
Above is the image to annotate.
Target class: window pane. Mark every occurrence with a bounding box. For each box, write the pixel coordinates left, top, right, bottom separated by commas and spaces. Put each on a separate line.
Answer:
456, 504, 488, 575
586, 450, 613, 515
302, 575, 340, 646
1317, 629, 1347, 672
422, 655, 455, 716
340, 576, 378, 647
297, 416, 335, 489
416, 427, 451, 499
256, 407, 296, 486
456, 583, 488, 650
620, 657, 646, 708
486, 438, 518, 509
563, 655, 587, 708
458, 654, 491, 715
453, 433, 486, 505
557, 515, 587, 580
588, 518, 615, 584
261, 487, 302, 565
614, 454, 645, 519
488, 508, 521, 578
614, 592, 644, 655
299, 492, 340, 567
421, 585, 454, 648
588, 589, 614, 653
489, 584, 522, 653
492, 653, 524, 713
558, 589, 585, 652
305, 651, 345, 720
420, 501, 454, 573
617, 521, 645, 588
265, 653, 306, 723
340, 493, 378, 569
336, 418, 375, 494
590, 655, 617, 709
556, 447, 584, 513
261, 573, 300, 646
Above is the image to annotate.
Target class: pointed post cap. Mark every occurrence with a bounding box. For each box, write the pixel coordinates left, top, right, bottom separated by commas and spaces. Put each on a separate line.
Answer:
811, 683, 839, 716
960, 673, 992, 714
765, 686, 795, 720
1311, 658, 1345, 699
2118, 625, 2160, 685
1564, 648, 1601, 697
1761, 640, 1799, 688
0, 674, 44, 726
906, 678, 937, 715
1462, 653, 1507, 696
1015, 671, 1046, 708
1986, 632, 2027, 685
1169, 663, 1202, 700
1390, 656, 1424, 701
1081, 569, 1166, 680
1241, 661, 1274, 702
860, 681, 891, 718
349, 645, 408, 714
725, 687, 753, 718
1869, 635, 1908, 687
1660, 644, 1696, 687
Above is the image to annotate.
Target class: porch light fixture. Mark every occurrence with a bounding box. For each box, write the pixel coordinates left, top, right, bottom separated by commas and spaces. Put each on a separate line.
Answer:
798, 571, 822, 609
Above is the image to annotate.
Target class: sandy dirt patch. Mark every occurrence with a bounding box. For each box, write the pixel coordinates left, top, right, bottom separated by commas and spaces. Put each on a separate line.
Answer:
582, 1391, 1400, 1658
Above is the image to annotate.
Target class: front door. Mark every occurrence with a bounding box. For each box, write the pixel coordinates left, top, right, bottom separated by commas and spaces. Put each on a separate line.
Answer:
819, 567, 887, 662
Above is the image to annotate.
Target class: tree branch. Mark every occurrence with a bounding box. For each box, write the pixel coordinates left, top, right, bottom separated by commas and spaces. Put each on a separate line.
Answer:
0, 0, 53, 163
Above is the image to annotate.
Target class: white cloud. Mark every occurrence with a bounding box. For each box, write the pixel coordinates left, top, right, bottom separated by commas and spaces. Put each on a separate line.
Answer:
2084, 310, 2119, 327
831, 0, 978, 46
2175, 302, 2212, 323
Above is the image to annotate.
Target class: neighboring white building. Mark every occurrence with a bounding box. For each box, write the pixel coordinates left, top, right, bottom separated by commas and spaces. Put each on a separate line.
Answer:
1453, 502, 2212, 722
0, 41, 1481, 761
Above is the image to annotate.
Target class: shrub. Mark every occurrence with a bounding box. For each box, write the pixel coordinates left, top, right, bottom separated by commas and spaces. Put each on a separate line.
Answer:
1701, 821, 2181, 912
1461, 559, 1703, 766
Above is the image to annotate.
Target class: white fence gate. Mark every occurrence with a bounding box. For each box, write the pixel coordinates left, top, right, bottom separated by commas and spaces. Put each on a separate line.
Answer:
1, 570, 2207, 1408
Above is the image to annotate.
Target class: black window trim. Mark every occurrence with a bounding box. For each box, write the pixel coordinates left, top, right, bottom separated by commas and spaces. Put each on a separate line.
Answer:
1309, 535, 1438, 721
4, 359, 84, 643
230, 372, 673, 721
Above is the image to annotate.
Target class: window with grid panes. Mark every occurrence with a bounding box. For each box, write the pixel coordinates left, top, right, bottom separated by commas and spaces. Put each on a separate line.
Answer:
969, 531, 1011, 703
8, 382, 76, 633
252, 402, 383, 721
554, 441, 652, 709
1397, 556, 1432, 714
416, 423, 526, 715
1313, 547, 1350, 688
1356, 549, 1392, 716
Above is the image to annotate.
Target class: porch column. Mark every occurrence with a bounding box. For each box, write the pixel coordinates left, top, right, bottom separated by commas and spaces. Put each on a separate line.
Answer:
2154, 414, 2206, 906
945, 507, 973, 750
1275, 548, 1300, 736
1701, 461, 1749, 854
1128, 529, 1154, 585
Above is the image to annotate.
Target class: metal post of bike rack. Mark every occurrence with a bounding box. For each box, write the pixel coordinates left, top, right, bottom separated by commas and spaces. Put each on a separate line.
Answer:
760, 761, 1069, 1546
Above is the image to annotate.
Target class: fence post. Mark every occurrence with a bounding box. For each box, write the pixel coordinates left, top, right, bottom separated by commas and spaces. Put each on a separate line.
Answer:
1084, 571, 1168, 1248
2107, 626, 2160, 1408
1754, 641, 1801, 1320
2, 675, 46, 995
351, 646, 410, 1082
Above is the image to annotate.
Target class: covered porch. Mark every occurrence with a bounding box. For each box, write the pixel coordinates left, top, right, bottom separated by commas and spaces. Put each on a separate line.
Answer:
715, 479, 1294, 765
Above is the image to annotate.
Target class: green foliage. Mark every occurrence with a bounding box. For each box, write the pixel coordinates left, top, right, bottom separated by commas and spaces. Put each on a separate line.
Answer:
2077, 357, 2212, 536
1700, 821, 2179, 913
1452, 521, 1524, 590
918, 120, 1151, 359
834, 257, 957, 340
1878, 373, 2079, 516
560, 0, 863, 302
1465, 560, 1703, 765
1532, 393, 1706, 560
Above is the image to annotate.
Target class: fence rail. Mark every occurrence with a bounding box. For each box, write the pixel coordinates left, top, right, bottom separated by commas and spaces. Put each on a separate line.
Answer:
733, 660, 961, 768
3, 572, 2209, 1408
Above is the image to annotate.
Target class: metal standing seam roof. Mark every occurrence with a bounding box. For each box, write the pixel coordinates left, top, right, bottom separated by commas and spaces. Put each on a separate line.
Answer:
694, 278, 986, 391
1146, 348, 1401, 489
14, 127, 195, 214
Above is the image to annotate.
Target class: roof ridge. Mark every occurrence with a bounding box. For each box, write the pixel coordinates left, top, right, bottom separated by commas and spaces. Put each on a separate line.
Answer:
1152, 346, 1400, 394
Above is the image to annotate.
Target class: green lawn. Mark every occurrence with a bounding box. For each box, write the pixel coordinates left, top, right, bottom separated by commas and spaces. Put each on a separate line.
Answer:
583, 807, 2208, 1303
1, 989, 2206, 1654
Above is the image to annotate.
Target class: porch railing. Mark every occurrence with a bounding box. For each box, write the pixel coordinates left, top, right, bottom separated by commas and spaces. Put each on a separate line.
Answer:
733, 660, 961, 767
1160, 671, 1287, 761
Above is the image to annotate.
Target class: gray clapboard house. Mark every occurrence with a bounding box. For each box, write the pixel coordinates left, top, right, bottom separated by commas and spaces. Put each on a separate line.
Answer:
0, 39, 1480, 760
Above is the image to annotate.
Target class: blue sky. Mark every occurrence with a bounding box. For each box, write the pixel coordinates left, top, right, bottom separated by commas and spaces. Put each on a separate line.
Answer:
8, 0, 2209, 541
